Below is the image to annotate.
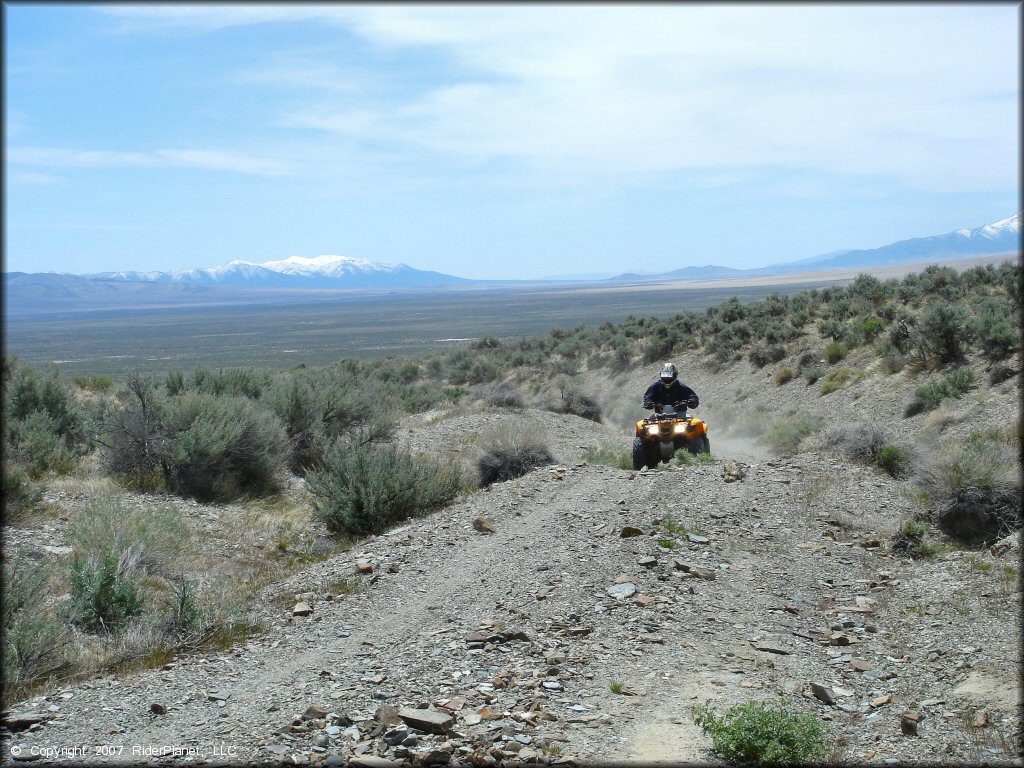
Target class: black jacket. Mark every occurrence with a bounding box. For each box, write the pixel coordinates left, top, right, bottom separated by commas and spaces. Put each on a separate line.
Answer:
643, 379, 698, 410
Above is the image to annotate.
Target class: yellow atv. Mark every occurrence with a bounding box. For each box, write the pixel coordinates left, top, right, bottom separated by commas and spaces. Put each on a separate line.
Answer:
632, 403, 710, 470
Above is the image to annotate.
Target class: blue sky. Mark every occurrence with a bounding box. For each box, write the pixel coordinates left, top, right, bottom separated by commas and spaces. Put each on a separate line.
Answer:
4, 4, 1019, 279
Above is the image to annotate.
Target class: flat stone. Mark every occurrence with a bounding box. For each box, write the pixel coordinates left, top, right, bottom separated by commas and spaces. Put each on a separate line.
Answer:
397, 707, 454, 734
472, 517, 496, 534
302, 706, 328, 720
686, 533, 710, 544
870, 695, 892, 708
355, 561, 374, 575
207, 690, 231, 702
3, 713, 50, 731
850, 659, 875, 672
638, 556, 658, 568
810, 683, 836, 705
150, 702, 168, 715
620, 526, 645, 538
672, 560, 716, 580
751, 640, 792, 655
607, 583, 637, 600
350, 757, 401, 768
292, 602, 314, 617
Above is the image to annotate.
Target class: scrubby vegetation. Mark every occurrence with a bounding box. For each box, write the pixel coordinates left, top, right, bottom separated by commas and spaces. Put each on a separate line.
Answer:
692, 699, 831, 765
307, 442, 463, 537
477, 425, 555, 486
2, 260, 1020, 705
918, 426, 1021, 544
823, 424, 913, 478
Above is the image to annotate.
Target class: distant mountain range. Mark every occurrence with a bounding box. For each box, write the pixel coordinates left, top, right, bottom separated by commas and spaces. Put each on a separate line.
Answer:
4, 213, 1019, 314
90, 254, 470, 289
606, 212, 1020, 282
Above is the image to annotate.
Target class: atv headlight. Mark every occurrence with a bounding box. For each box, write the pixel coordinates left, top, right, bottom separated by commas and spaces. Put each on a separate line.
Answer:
646, 424, 660, 435
673, 423, 687, 434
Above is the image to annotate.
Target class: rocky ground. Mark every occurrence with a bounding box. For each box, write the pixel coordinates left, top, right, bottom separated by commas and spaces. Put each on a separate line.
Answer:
2, 350, 1021, 767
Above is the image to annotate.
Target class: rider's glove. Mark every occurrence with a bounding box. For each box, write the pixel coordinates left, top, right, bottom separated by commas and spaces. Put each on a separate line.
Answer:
643, 401, 654, 410
687, 395, 699, 408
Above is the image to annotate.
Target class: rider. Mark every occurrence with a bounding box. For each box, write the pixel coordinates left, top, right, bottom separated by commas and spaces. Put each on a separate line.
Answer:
643, 363, 699, 414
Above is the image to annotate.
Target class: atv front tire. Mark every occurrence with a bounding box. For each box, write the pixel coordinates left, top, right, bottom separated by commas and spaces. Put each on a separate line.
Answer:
632, 437, 647, 471
686, 435, 711, 455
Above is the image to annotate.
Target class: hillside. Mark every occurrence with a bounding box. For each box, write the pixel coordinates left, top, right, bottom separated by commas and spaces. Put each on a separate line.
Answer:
2, 262, 1021, 765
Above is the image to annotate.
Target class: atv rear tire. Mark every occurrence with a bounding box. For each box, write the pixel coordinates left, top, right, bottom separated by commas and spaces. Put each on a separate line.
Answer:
686, 435, 711, 455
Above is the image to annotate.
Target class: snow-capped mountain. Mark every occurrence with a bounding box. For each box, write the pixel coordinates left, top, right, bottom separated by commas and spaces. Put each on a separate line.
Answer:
767, 212, 1020, 273
91, 255, 469, 289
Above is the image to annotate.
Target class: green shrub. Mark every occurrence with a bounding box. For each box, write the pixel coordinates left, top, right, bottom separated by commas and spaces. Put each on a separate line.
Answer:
164, 393, 290, 501
918, 429, 1021, 544
477, 425, 554, 486
73, 374, 115, 393
820, 367, 854, 395
308, 442, 462, 537
823, 342, 846, 364
2, 464, 42, 519
772, 367, 795, 386
909, 368, 975, 414
764, 412, 820, 456
692, 699, 830, 765
918, 302, 973, 362
748, 345, 786, 368
69, 549, 145, 633
265, 369, 393, 474
3, 551, 69, 703
803, 366, 823, 385
486, 383, 524, 409
859, 317, 886, 342
11, 412, 79, 479
877, 445, 912, 478
583, 445, 633, 470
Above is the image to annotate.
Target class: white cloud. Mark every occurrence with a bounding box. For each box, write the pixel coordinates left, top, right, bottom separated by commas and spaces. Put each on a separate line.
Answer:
8, 147, 292, 176
100, 5, 1019, 193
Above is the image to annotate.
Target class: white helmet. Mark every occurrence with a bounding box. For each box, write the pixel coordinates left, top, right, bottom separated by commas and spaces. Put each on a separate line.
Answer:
659, 363, 678, 385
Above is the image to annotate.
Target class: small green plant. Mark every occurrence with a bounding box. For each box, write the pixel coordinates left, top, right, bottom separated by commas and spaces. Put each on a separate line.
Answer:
908, 368, 975, 414
673, 448, 693, 465
609, 681, 625, 694
877, 444, 911, 478
915, 539, 947, 559
657, 538, 677, 550
691, 699, 830, 765
803, 366, 824, 385
69, 550, 145, 633
901, 519, 926, 538
582, 445, 632, 470
662, 514, 689, 536
820, 367, 854, 395
823, 342, 846, 364
964, 555, 993, 574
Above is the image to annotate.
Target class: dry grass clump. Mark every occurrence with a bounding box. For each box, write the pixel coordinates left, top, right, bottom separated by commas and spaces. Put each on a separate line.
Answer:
485, 382, 525, 409
917, 427, 1021, 544
773, 367, 795, 386
476, 424, 554, 486
822, 424, 913, 478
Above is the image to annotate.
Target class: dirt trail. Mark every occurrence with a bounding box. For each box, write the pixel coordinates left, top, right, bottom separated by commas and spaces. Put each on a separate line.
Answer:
5, 442, 1019, 765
